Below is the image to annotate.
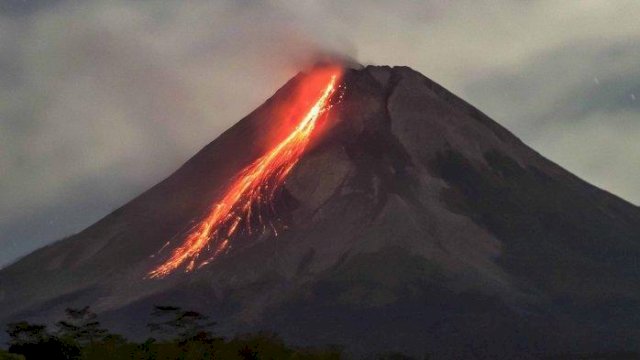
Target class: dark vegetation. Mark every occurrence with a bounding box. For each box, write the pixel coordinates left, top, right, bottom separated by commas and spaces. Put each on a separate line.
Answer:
0, 306, 345, 360
2, 304, 638, 360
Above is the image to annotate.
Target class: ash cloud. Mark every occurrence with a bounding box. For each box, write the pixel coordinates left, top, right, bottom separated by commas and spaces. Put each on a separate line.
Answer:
1, 0, 639, 266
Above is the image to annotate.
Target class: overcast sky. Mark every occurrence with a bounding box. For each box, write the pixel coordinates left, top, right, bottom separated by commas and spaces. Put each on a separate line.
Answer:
1, 0, 639, 266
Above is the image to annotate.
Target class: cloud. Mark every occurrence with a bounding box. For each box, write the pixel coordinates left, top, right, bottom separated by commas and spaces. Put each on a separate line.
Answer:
1, 0, 639, 265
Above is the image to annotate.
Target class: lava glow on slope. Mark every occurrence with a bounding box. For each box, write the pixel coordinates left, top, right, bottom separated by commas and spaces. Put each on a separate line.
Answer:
148, 68, 343, 279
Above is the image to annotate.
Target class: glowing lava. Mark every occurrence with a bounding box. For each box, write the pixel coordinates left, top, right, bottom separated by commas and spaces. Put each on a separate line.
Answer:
149, 68, 342, 278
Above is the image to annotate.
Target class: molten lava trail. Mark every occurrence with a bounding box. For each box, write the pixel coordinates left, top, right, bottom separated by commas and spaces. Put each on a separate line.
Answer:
149, 70, 341, 278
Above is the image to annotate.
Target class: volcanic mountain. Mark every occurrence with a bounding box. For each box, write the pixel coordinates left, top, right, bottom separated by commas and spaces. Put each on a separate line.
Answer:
1, 65, 639, 358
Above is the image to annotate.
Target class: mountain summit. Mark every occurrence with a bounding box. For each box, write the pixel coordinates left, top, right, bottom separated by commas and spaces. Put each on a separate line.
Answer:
1, 65, 639, 357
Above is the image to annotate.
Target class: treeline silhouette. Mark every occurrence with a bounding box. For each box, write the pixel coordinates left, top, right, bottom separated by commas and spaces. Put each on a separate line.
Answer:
0, 305, 354, 360
6, 307, 634, 359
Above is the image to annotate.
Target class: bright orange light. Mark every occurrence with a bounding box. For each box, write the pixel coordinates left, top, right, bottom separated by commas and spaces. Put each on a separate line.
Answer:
149, 68, 342, 278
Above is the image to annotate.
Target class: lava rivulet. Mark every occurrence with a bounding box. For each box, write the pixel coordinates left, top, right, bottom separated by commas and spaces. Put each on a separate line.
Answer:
148, 68, 342, 279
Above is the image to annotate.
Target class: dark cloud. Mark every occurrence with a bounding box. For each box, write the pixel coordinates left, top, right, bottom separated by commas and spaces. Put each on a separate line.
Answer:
463, 40, 640, 133
1, 0, 639, 266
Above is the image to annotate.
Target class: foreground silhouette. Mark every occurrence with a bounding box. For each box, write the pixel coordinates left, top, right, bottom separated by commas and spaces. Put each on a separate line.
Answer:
1, 306, 349, 360
3, 306, 639, 359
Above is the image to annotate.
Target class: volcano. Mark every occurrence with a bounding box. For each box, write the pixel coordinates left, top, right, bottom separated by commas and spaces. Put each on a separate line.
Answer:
1, 65, 639, 358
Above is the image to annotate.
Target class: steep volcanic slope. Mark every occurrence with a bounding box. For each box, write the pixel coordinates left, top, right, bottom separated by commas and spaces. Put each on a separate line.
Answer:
1, 65, 640, 357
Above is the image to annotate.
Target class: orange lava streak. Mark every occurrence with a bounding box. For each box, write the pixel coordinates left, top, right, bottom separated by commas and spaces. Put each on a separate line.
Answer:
149, 69, 341, 278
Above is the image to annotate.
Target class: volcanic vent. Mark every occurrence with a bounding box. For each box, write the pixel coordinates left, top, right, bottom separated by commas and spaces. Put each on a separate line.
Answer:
1, 65, 640, 357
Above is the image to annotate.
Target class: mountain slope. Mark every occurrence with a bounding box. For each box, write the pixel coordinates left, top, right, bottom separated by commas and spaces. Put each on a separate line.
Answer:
1, 65, 639, 357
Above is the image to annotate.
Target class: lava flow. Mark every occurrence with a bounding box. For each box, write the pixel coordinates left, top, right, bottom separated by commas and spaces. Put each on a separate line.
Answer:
149, 68, 342, 279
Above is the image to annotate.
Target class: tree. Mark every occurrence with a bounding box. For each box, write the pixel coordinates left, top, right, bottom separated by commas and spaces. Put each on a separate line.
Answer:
6, 322, 48, 348
0, 349, 24, 360
6, 321, 79, 360
55, 307, 108, 345
147, 305, 217, 342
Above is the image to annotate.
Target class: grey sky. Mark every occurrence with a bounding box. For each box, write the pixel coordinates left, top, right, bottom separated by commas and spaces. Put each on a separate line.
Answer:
1, 0, 639, 266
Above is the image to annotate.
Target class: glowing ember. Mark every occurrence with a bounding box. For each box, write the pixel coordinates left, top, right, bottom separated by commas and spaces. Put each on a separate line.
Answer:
149, 68, 342, 278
